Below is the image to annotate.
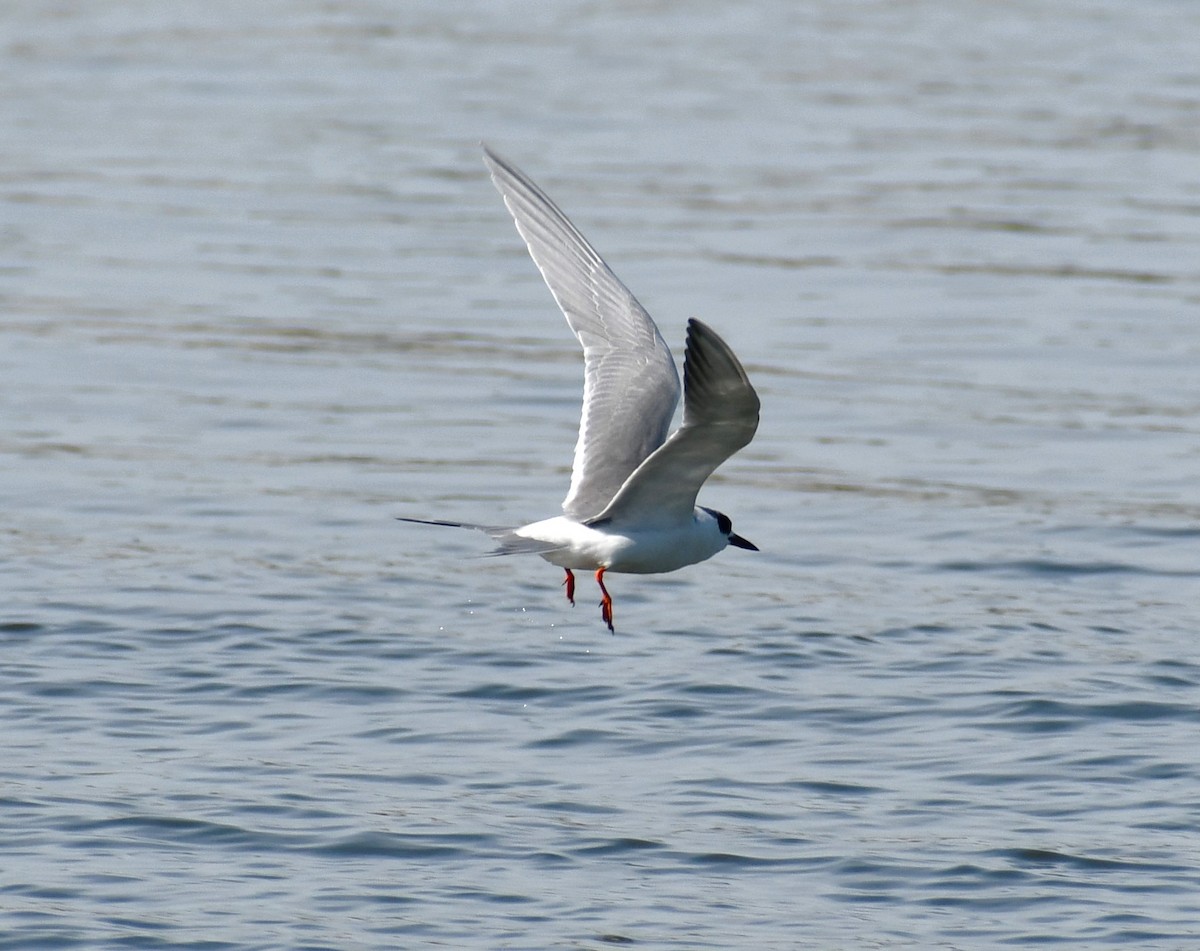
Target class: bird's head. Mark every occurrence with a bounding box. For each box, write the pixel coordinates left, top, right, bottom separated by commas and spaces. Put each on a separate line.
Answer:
700, 506, 758, 552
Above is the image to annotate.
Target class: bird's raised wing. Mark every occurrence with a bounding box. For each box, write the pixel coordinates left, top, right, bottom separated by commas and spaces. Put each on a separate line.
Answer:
483, 147, 681, 522
588, 319, 759, 527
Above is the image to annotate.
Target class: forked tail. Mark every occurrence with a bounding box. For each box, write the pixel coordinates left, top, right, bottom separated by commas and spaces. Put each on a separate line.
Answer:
396, 517, 564, 557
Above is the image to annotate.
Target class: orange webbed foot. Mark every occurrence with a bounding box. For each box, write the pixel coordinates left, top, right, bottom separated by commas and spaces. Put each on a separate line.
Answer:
595, 567, 614, 634
562, 569, 576, 606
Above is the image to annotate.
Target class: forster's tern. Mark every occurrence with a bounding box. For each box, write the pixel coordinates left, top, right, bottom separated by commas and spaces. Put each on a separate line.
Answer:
400, 147, 760, 632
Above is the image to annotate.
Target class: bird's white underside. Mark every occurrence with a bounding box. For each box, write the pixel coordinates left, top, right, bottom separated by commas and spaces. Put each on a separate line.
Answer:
513, 510, 733, 575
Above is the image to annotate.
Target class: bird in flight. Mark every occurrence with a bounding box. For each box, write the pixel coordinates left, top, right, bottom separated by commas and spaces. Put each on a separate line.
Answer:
400, 147, 760, 632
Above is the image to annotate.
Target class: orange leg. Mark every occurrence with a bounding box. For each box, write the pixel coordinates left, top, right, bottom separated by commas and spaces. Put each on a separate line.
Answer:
595, 567, 614, 634
562, 568, 576, 606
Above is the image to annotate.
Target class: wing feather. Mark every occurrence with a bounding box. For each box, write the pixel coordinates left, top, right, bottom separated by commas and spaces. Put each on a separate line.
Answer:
588, 319, 759, 526
482, 147, 681, 521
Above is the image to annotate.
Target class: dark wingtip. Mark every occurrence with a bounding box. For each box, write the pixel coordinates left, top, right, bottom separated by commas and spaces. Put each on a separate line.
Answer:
682, 319, 761, 423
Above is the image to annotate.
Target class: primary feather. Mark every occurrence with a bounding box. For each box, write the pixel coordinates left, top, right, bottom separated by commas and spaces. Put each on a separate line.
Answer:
482, 147, 681, 520
589, 318, 759, 527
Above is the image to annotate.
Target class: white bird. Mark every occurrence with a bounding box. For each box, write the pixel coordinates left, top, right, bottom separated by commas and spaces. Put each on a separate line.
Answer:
400, 147, 760, 632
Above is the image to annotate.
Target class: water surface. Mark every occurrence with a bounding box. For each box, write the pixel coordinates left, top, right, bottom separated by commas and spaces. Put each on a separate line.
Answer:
3, 1, 1200, 948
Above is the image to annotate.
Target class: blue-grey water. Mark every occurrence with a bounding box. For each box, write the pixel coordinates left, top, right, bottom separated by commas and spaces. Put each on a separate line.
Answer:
4, 1, 1200, 948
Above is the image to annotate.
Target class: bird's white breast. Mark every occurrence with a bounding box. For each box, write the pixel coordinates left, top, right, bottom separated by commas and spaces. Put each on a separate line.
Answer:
513, 513, 728, 575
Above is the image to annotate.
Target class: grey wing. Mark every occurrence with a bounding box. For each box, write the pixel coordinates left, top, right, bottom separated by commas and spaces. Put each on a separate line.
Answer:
482, 147, 681, 521
589, 319, 759, 526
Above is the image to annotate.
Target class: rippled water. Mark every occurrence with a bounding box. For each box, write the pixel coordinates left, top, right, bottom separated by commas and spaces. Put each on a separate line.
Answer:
4, 1, 1200, 948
